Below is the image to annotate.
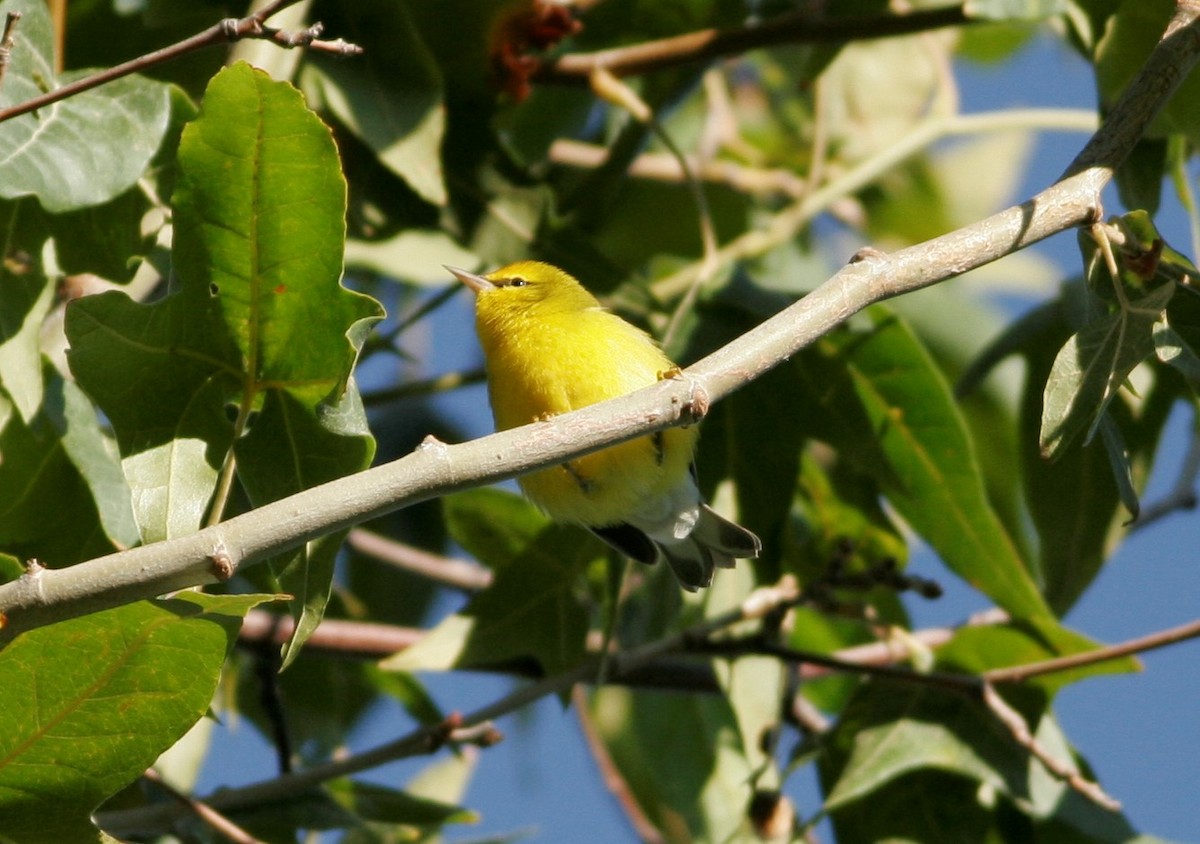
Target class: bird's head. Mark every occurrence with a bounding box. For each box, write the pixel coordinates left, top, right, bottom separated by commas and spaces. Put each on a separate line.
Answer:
447, 261, 601, 322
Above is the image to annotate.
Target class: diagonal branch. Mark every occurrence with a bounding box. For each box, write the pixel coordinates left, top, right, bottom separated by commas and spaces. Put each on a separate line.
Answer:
2, 6, 1200, 640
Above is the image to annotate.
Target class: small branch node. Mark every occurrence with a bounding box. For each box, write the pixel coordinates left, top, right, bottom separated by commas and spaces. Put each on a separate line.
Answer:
308, 37, 364, 57
849, 245, 888, 265
416, 433, 449, 458
741, 575, 801, 621
22, 557, 46, 576
208, 542, 235, 581
218, 17, 242, 40
0, 12, 22, 92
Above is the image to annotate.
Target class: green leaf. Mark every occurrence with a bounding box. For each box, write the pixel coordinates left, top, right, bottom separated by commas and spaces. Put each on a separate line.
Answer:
1040, 283, 1174, 459
65, 62, 383, 543
304, 3, 447, 206
823, 679, 1033, 811
47, 187, 160, 283
0, 593, 272, 843
936, 619, 1139, 694
1114, 137, 1166, 216
0, 368, 119, 565
802, 309, 1049, 618
0, 0, 171, 212
826, 769, 994, 842
44, 373, 140, 551
0, 200, 51, 422
1015, 298, 1125, 613
382, 490, 595, 676
236, 386, 375, 666
699, 362, 804, 575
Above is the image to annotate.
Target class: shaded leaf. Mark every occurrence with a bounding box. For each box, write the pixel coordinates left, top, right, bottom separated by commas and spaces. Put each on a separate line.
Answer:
590, 684, 757, 843
382, 490, 596, 676
0, 368, 117, 565
305, 2, 447, 206
0, 200, 51, 422
236, 386, 375, 666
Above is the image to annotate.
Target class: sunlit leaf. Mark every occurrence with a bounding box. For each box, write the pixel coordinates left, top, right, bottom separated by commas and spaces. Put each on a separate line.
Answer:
0, 0, 171, 212
0, 593, 272, 843
66, 63, 382, 544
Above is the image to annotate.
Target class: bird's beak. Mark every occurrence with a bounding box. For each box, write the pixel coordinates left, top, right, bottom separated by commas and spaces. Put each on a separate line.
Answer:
445, 265, 495, 293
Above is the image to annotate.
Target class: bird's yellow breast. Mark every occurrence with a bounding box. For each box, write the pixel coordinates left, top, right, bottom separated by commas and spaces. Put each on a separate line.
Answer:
477, 303, 696, 526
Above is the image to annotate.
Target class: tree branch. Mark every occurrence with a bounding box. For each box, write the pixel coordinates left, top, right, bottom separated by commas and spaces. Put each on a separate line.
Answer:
534, 4, 972, 82
0, 0, 360, 126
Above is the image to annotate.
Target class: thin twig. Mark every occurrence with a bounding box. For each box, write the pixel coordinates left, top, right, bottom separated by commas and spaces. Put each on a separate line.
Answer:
0, 0, 361, 125
139, 768, 267, 844
346, 528, 493, 591
572, 686, 666, 843
980, 683, 1120, 811
984, 616, 1200, 684
239, 609, 425, 656
361, 368, 487, 406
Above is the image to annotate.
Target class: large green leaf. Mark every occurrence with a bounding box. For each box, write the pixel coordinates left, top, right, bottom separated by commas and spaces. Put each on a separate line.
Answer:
799, 309, 1049, 618
65, 63, 382, 544
382, 490, 596, 677
0, 0, 171, 212
1018, 303, 1125, 613
0, 593, 272, 843
823, 679, 1034, 811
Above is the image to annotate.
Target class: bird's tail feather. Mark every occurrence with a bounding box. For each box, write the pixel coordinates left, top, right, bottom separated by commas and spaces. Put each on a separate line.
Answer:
590, 506, 761, 592
694, 504, 761, 566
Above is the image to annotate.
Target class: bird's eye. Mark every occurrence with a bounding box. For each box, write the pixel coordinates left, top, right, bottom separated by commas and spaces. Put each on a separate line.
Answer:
507, 277, 529, 288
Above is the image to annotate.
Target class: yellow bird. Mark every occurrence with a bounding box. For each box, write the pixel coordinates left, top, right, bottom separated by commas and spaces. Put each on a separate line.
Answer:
448, 260, 760, 590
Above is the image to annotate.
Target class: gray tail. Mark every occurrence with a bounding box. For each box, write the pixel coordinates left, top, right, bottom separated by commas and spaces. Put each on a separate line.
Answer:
591, 507, 761, 592
660, 506, 762, 591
